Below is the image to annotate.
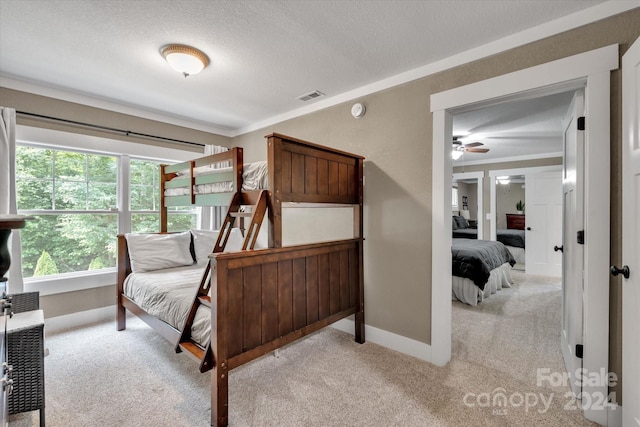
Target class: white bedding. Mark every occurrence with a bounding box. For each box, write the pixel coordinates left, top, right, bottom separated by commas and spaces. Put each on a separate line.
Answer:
164, 161, 268, 196
123, 264, 211, 346
452, 262, 513, 306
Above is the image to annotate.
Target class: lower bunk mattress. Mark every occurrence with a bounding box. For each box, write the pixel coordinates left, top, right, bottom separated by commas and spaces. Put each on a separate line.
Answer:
123, 264, 210, 346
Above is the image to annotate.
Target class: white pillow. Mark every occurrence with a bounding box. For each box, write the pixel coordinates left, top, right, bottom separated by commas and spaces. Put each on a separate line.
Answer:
192, 228, 245, 264
125, 231, 194, 273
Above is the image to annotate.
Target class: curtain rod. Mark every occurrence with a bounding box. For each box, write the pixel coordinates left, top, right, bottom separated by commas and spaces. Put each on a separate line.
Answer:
16, 111, 205, 148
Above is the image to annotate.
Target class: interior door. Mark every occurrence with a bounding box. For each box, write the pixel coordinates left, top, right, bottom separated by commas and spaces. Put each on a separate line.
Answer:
524, 170, 563, 276
559, 90, 585, 397
621, 36, 640, 427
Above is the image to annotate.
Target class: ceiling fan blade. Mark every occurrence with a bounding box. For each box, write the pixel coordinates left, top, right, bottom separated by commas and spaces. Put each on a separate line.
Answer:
463, 141, 484, 148
465, 148, 490, 153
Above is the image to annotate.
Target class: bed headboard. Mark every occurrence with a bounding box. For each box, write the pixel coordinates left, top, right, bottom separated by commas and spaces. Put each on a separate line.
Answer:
266, 133, 364, 248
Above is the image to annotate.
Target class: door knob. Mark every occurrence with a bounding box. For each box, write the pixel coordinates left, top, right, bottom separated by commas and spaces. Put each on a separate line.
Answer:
610, 265, 630, 279
554, 245, 563, 252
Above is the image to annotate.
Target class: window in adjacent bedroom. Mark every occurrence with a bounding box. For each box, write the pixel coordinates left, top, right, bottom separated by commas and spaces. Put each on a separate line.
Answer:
452, 187, 459, 211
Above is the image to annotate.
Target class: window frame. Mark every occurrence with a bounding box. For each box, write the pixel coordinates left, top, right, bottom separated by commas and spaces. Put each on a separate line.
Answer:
16, 126, 201, 295
451, 186, 459, 211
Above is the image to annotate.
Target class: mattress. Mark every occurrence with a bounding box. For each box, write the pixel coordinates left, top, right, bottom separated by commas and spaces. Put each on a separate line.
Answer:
123, 264, 211, 347
164, 161, 268, 196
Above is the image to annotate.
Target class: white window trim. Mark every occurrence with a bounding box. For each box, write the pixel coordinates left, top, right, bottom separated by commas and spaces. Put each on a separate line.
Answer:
451, 187, 459, 211
16, 125, 201, 295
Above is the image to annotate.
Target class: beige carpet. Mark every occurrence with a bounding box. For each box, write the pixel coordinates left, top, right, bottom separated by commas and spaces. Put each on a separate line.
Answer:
10, 271, 597, 426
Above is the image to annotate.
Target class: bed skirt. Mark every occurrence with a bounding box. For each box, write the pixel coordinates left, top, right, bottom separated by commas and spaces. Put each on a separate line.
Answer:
452, 262, 513, 306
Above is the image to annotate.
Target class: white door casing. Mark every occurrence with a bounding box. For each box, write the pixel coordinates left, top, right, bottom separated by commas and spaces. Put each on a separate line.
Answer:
524, 170, 563, 277
621, 36, 640, 427
431, 45, 616, 425
487, 166, 561, 275
560, 90, 585, 397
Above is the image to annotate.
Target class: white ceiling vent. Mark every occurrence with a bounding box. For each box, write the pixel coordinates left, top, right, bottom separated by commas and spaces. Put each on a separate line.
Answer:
297, 90, 325, 102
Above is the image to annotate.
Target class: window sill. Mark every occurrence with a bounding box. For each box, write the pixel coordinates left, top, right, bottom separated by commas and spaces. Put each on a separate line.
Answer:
24, 268, 116, 296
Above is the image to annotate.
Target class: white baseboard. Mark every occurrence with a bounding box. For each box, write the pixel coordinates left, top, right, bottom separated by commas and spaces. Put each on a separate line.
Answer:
45, 305, 115, 333
332, 318, 432, 363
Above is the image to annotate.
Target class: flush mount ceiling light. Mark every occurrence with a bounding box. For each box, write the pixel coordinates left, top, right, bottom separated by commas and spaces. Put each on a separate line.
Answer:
496, 175, 511, 185
161, 44, 209, 77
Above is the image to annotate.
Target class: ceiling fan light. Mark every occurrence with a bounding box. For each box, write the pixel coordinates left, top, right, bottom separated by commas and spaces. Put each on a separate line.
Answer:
161, 44, 209, 77
451, 149, 464, 160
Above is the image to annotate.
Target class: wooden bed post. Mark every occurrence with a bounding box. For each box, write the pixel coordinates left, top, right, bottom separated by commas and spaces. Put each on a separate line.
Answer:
354, 158, 365, 344
160, 164, 168, 233
210, 256, 229, 427
116, 234, 130, 331
267, 135, 283, 248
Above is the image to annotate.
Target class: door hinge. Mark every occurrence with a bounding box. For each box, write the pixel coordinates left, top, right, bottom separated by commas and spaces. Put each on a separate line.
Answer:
577, 116, 585, 131
577, 230, 584, 245
576, 344, 584, 359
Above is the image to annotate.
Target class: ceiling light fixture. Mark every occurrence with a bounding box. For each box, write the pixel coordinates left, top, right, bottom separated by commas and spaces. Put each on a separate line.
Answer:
451, 147, 464, 160
161, 44, 209, 78
497, 176, 511, 185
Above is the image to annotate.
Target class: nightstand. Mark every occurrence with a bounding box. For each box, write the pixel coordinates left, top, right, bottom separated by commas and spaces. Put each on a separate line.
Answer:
6, 299, 45, 427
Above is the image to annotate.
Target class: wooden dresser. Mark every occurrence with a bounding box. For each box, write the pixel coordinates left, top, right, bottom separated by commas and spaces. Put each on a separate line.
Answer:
506, 213, 525, 230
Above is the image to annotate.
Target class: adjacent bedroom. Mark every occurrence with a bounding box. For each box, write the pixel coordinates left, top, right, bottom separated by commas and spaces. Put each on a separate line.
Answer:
448, 90, 575, 409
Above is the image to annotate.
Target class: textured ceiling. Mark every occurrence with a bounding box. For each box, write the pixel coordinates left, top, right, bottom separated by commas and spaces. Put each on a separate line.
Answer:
0, 0, 614, 139
452, 91, 575, 165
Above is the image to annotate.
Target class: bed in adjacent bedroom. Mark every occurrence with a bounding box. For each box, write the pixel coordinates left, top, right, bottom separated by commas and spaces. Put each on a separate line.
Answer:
452, 215, 525, 267
452, 238, 516, 306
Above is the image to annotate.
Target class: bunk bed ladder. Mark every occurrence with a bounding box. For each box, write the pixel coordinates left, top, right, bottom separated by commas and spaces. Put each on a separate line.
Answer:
177, 190, 268, 373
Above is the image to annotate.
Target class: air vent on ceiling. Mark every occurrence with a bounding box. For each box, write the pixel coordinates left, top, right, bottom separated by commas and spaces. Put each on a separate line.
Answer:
297, 90, 325, 102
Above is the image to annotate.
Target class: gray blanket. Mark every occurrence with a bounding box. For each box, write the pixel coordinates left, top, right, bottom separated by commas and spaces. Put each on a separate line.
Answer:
496, 229, 526, 248
452, 238, 516, 290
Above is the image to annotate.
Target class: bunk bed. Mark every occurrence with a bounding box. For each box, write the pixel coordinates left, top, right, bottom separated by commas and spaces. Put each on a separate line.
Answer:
117, 133, 365, 427
451, 238, 516, 306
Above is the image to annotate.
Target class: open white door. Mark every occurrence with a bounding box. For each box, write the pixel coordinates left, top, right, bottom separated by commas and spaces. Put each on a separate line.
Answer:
560, 90, 585, 397
621, 36, 640, 427
524, 170, 562, 276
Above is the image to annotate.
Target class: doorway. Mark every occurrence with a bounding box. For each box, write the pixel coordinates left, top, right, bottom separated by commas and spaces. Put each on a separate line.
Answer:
430, 45, 618, 425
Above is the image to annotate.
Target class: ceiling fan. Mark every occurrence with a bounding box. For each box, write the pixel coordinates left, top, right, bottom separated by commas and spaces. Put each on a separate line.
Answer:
452, 136, 489, 159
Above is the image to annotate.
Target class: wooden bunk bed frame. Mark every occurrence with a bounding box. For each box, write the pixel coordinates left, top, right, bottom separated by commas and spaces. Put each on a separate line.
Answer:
116, 133, 365, 426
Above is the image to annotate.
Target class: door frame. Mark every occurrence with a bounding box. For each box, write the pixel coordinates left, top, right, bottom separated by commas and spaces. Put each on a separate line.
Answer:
430, 44, 618, 425
488, 165, 561, 241
621, 36, 640, 427
452, 171, 483, 239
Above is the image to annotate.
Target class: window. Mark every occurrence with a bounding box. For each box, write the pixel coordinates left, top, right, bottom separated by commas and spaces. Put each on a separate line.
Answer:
14, 128, 201, 294
129, 158, 198, 233
17, 147, 118, 277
